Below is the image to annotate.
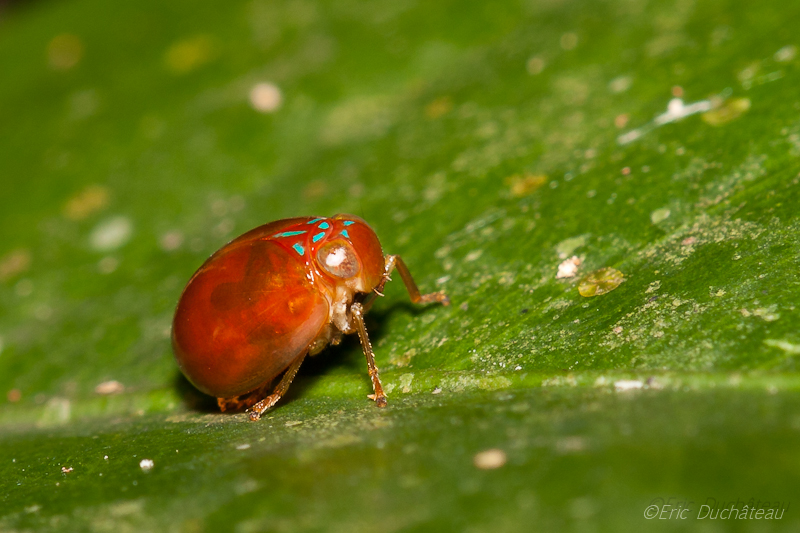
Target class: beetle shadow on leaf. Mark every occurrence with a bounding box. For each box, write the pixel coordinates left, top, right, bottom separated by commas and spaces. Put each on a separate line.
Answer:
290, 334, 363, 401
173, 372, 219, 413
289, 301, 428, 398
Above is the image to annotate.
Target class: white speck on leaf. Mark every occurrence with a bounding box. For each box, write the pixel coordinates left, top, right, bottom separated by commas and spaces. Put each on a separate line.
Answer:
94, 380, 124, 395
655, 98, 713, 125
249, 82, 282, 113
614, 380, 643, 391
90, 216, 133, 251
556, 256, 581, 279
473, 448, 507, 469
618, 97, 712, 145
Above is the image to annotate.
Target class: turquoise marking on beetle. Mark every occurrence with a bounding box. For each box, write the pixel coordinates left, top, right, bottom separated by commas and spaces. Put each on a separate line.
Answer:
318, 222, 330, 230
292, 243, 305, 255
273, 230, 306, 238
343, 221, 355, 226
341, 229, 350, 239
307, 218, 323, 224
312, 232, 325, 243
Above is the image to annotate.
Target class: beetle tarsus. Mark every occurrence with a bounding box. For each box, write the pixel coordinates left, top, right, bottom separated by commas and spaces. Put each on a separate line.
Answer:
382, 255, 451, 307
367, 393, 388, 407
248, 394, 279, 420
418, 290, 450, 306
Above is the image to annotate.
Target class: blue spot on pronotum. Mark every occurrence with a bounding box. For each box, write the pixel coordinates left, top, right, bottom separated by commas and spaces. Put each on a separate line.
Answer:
341, 229, 350, 239
343, 220, 355, 226
312, 232, 325, 243
273, 231, 306, 238
307, 218, 323, 224
318, 222, 330, 229
292, 243, 305, 255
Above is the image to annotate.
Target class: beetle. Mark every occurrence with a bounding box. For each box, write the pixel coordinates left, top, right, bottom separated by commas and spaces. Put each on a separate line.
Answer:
172, 214, 450, 420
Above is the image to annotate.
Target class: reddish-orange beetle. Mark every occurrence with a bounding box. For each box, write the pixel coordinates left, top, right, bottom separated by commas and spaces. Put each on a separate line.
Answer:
172, 214, 449, 420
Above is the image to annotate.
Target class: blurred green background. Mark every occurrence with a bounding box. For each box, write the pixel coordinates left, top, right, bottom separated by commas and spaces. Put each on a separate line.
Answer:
2, 0, 800, 530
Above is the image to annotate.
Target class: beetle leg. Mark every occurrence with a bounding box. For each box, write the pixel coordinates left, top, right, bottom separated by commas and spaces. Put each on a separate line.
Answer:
350, 302, 387, 408
218, 381, 272, 412
379, 255, 451, 306
248, 352, 308, 421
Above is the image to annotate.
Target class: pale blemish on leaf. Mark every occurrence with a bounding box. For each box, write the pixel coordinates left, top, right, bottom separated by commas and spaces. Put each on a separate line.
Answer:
578, 267, 624, 297
47, 33, 83, 71
164, 35, 215, 74
774, 45, 797, 62
556, 235, 588, 258
764, 339, 800, 354
645, 280, 661, 294
63, 185, 109, 220
320, 94, 399, 146
608, 75, 633, 94
440, 374, 512, 392
391, 348, 416, 367
399, 373, 414, 393
464, 249, 483, 262
650, 207, 671, 224
38, 397, 71, 426
506, 173, 547, 197
0, 249, 31, 281
425, 96, 453, 119
555, 436, 587, 454
94, 380, 124, 395
315, 433, 362, 449
751, 307, 780, 322
702, 98, 751, 126
90, 216, 133, 251
526, 56, 545, 75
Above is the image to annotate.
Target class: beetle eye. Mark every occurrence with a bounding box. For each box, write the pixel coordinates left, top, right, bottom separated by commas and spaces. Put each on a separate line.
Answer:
316, 241, 359, 279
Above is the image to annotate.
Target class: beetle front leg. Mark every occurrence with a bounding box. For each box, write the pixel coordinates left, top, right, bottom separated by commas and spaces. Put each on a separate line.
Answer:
378, 255, 450, 306
350, 302, 387, 408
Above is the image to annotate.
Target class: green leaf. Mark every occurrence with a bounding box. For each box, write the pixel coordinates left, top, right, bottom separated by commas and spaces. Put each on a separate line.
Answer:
2, 0, 799, 530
